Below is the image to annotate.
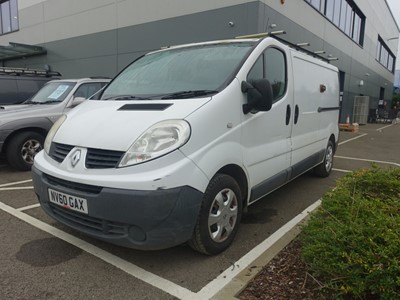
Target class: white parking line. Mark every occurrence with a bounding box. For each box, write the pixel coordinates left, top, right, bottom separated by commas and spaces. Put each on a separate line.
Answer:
332, 168, 352, 173
335, 156, 400, 167
0, 201, 197, 300
0, 186, 33, 191
376, 124, 393, 131
0, 179, 32, 188
17, 203, 41, 211
338, 133, 368, 145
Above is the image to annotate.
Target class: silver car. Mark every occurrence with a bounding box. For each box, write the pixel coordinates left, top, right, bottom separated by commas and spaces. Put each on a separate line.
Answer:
0, 77, 110, 171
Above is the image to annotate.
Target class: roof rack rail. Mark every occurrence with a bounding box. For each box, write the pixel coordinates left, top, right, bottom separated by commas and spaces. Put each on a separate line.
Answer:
0, 66, 62, 77
236, 31, 338, 63
235, 30, 286, 39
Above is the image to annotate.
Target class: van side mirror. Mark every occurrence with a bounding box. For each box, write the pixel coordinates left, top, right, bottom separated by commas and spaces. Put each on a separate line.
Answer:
242, 79, 273, 114
70, 96, 86, 108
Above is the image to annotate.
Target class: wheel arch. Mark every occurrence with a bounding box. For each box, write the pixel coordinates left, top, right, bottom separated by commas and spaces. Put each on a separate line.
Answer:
2, 127, 48, 154
216, 164, 249, 210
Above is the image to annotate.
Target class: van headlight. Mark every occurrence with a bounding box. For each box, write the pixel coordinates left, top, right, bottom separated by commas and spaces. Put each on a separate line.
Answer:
118, 120, 191, 167
44, 115, 67, 154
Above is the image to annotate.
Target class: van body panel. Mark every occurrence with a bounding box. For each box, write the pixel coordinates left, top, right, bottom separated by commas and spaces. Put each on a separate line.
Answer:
290, 52, 339, 169
181, 79, 245, 180
54, 97, 212, 151
238, 40, 293, 192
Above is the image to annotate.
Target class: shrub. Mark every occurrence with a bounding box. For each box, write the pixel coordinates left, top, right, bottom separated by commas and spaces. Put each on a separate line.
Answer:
301, 166, 400, 299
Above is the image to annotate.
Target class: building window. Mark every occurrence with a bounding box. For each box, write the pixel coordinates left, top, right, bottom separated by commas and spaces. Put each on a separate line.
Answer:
305, 0, 365, 46
376, 36, 395, 73
0, 0, 18, 35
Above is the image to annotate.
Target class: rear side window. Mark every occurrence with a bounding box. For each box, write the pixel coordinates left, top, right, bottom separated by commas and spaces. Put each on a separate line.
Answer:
247, 47, 287, 102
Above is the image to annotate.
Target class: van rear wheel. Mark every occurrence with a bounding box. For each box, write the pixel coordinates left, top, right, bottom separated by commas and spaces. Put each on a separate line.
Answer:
6, 131, 44, 171
314, 140, 334, 177
189, 174, 242, 255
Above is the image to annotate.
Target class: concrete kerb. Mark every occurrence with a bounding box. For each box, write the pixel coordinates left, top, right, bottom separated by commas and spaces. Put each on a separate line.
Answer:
210, 200, 321, 300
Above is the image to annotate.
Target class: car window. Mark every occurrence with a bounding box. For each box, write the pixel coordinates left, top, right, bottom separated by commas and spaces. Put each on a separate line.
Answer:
29, 82, 75, 104
74, 82, 106, 99
102, 42, 255, 100
247, 47, 287, 102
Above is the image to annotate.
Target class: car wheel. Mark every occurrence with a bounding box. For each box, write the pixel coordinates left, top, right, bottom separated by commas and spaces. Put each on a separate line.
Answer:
314, 140, 334, 177
6, 132, 44, 171
189, 174, 242, 255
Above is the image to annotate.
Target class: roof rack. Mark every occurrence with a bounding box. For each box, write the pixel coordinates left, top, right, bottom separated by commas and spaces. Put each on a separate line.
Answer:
235, 31, 338, 63
0, 66, 62, 77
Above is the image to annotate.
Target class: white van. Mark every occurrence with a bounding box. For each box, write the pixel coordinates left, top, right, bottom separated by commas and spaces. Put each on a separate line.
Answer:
32, 35, 339, 255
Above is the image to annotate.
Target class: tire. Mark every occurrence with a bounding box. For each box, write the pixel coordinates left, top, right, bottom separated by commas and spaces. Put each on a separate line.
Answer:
6, 131, 45, 171
189, 174, 242, 255
314, 140, 334, 177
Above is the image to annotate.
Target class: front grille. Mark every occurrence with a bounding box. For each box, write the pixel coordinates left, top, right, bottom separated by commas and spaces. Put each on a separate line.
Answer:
50, 204, 127, 236
49, 143, 74, 163
45, 174, 102, 194
86, 148, 124, 169
49, 142, 124, 169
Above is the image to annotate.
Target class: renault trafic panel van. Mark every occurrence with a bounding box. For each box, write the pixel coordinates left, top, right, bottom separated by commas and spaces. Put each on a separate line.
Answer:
32, 35, 340, 255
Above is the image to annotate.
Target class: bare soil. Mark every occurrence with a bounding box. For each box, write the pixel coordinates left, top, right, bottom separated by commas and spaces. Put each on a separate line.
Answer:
238, 238, 332, 300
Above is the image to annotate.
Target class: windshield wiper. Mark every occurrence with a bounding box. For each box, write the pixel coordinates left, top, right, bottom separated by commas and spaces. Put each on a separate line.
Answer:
160, 90, 218, 99
38, 100, 62, 104
104, 95, 148, 100
23, 100, 41, 105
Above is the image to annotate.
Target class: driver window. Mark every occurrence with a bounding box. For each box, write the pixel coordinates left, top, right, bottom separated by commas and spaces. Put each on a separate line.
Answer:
265, 48, 286, 101
246, 48, 287, 103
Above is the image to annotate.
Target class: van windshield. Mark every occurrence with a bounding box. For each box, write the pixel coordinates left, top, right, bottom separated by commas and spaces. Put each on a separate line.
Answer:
25, 82, 75, 104
101, 42, 255, 100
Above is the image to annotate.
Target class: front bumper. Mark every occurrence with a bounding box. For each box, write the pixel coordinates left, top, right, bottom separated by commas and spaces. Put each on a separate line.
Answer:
32, 165, 203, 250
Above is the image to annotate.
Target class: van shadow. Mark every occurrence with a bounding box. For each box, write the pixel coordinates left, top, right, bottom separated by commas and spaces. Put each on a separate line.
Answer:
16, 237, 82, 267
241, 207, 278, 224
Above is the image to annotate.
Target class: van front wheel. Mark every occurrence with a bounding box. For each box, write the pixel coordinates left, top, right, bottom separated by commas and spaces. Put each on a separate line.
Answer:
314, 140, 334, 177
189, 174, 242, 255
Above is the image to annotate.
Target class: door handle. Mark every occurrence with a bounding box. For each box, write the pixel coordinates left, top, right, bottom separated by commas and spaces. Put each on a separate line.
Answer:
294, 105, 299, 124
286, 105, 291, 125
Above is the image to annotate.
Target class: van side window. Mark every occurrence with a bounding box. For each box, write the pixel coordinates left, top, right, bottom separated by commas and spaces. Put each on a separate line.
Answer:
246, 48, 287, 103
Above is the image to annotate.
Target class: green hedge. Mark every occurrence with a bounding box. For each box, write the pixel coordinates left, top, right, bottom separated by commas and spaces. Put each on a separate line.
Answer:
301, 166, 400, 299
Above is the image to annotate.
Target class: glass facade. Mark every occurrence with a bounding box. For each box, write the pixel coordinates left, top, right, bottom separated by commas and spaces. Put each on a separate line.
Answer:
0, 0, 18, 35
305, 0, 365, 46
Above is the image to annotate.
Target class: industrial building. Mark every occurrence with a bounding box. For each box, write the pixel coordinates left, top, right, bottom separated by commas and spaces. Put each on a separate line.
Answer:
0, 0, 399, 123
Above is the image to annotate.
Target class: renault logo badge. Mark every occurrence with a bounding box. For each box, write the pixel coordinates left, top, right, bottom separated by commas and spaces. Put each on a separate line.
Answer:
71, 149, 81, 167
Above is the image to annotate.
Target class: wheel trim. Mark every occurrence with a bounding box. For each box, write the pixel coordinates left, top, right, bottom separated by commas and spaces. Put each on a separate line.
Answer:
325, 145, 333, 172
21, 139, 42, 164
208, 188, 238, 243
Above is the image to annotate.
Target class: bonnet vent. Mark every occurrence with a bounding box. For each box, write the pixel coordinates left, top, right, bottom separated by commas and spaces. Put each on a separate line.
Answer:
118, 103, 173, 111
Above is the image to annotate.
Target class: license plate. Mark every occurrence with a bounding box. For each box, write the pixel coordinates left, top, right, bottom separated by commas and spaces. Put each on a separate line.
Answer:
48, 188, 88, 214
